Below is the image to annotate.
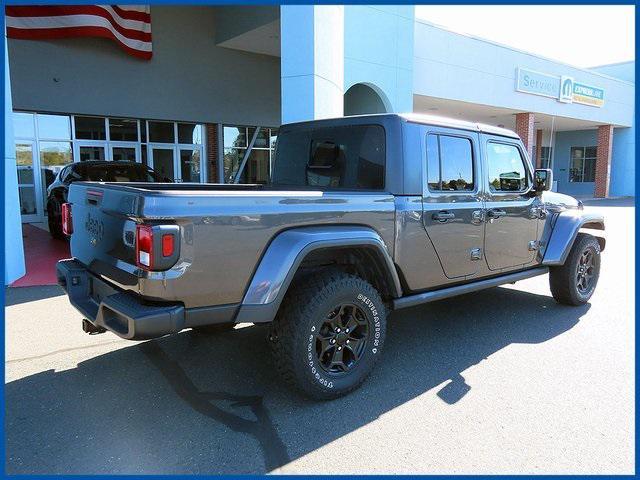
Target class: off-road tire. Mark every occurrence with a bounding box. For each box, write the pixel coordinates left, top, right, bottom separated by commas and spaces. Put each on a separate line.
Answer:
192, 323, 236, 334
549, 233, 601, 306
270, 269, 387, 400
47, 198, 64, 240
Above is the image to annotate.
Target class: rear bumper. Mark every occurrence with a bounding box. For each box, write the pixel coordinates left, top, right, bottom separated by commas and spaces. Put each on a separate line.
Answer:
57, 259, 186, 340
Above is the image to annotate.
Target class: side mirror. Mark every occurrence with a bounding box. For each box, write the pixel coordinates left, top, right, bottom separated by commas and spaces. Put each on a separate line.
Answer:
534, 168, 553, 193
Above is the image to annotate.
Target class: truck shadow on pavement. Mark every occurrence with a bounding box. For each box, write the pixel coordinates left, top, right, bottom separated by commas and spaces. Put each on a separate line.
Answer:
6, 286, 589, 474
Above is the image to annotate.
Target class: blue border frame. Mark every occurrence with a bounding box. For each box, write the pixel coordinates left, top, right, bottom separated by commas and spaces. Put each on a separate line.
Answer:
1, 2, 637, 477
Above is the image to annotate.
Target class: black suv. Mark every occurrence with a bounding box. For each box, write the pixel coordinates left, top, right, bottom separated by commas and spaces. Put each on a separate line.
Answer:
46, 161, 167, 239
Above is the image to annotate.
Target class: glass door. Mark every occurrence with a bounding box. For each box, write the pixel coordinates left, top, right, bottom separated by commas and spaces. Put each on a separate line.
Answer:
149, 145, 177, 181
110, 144, 139, 162
15, 141, 42, 222
178, 148, 202, 183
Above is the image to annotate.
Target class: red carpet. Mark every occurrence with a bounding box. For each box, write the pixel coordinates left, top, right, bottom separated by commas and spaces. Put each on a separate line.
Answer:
10, 224, 70, 287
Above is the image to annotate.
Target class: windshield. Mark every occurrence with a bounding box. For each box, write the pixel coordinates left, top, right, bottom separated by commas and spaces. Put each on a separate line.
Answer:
270, 125, 385, 190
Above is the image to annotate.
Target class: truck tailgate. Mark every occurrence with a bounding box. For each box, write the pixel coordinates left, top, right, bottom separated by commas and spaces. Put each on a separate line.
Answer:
67, 182, 142, 289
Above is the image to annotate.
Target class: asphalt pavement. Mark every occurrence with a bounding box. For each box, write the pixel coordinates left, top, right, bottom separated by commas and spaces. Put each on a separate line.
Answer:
4, 198, 634, 474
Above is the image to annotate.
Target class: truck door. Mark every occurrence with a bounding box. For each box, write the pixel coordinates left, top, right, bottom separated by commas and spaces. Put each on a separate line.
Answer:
422, 129, 485, 279
481, 135, 541, 271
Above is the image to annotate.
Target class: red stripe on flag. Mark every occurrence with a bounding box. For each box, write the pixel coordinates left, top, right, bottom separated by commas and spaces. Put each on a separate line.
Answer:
6, 6, 152, 42
6, 26, 152, 60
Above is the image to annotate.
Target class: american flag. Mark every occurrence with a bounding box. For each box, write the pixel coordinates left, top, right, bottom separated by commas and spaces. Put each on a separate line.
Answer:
5, 5, 152, 60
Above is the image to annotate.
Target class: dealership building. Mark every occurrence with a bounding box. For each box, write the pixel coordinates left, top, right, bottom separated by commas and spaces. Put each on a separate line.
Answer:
4, 5, 635, 283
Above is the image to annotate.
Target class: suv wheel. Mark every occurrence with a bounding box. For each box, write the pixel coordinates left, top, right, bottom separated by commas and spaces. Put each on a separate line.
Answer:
549, 233, 601, 306
47, 198, 64, 240
270, 269, 387, 400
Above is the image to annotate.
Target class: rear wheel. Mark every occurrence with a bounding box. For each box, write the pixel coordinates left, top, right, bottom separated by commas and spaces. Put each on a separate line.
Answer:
549, 233, 601, 306
47, 198, 64, 239
270, 269, 387, 400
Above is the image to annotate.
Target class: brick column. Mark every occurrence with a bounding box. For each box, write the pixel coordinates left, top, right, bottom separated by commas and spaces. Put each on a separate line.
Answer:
535, 129, 543, 168
594, 124, 613, 198
515, 112, 535, 160
205, 124, 220, 183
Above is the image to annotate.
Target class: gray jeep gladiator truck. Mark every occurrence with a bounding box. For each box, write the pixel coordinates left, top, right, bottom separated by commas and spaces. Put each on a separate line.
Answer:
57, 113, 605, 400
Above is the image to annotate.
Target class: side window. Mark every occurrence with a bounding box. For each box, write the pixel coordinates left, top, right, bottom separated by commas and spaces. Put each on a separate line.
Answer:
426, 134, 474, 192
486, 142, 529, 192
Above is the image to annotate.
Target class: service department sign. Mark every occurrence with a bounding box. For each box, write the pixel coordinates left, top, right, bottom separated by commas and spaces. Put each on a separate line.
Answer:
516, 68, 604, 107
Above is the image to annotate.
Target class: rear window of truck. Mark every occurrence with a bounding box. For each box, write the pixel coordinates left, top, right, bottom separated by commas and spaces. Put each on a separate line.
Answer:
271, 125, 385, 190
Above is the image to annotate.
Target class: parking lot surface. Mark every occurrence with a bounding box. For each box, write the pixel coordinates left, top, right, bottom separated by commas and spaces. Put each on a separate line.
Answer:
5, 198, 634, 474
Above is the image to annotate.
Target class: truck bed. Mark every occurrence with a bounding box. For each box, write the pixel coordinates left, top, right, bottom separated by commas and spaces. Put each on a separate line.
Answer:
67, 181, 396, 308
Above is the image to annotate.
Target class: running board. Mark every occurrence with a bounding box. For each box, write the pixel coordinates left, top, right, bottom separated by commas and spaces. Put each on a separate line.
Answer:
393, 267, 549, 310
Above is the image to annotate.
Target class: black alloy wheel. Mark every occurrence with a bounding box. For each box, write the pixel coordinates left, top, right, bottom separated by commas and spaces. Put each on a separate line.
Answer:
315, 303, 369, 374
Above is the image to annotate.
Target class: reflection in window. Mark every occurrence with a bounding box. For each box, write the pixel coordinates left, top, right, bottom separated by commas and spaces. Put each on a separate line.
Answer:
487, 143, 528, 192
149, 121, 175, 143
271, 125, 385, 190
570, 146, 597, 183
37, 114, 71, 139
427, 134, 474, 191
75, 116, 106, 140
112, 147, 136, 162
180, 149, 201, 182
224, 126, 247, 149
40, 141, 72, 209
13, 112, 35, 138
223, 126, 278, 183
80, 146, 106, 162
178, 123, 201, 144
109, 118, 139, 141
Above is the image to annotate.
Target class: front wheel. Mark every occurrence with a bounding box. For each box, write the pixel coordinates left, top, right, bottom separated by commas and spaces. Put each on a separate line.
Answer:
549, 233, 601, 306
270, 270, 387, 400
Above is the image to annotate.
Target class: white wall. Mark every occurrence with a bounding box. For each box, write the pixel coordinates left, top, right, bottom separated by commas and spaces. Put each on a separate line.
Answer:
344, 6, 414, 113
413, 21, 634, 127
8, 6, 281, 127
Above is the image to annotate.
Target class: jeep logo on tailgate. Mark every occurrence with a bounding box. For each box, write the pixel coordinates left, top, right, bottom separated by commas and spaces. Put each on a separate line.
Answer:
85, 212, 104, 245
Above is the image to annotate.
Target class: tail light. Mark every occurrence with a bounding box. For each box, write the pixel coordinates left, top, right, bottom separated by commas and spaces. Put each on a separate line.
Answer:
135, 224, 180, 271
61, 203, 73, 235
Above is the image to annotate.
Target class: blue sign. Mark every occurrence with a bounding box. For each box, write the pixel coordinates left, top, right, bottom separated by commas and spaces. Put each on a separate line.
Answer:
516, 68, 560, 99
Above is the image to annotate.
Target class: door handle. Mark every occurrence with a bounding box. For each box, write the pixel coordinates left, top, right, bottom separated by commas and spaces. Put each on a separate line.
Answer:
486, 209, 507, 219
432, 211, 455, 222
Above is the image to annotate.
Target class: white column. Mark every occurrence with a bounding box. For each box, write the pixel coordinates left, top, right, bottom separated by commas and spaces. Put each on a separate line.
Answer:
4, 36, 26, 284
280, 5, 344, 124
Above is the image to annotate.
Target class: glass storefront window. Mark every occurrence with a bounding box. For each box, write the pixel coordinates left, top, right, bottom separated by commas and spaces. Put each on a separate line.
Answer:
37, 114, 71, 139
149, 121, 175, 143
570, 146, 597, 183
75, 116, 106, 140
112, 147, 137, 162
79, 146, 106, 161
40, 141, 72, 209
109, 118, 139, 142
19, 187, 37, 215
224, 126, 247, 149
250, 127, 270, 148
245, 149, 270, 184
178, 123, 201, 144
180, 149, 201, 182
222, 125, 278, 183
13, 112, 35, 138
223, 148, 244, 183
13, 111, 207, 220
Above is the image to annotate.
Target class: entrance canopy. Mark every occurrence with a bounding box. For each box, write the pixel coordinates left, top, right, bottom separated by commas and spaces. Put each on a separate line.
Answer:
413, 95, 617, 133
